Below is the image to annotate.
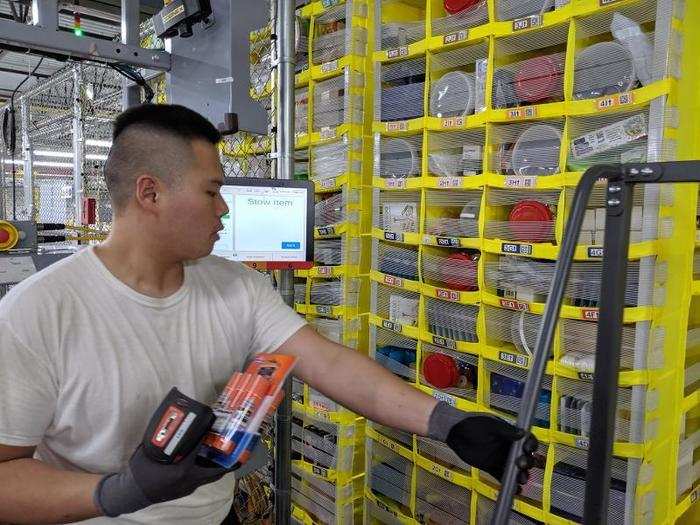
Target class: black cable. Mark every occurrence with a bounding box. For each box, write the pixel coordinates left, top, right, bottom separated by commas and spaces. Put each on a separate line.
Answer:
107, 63, 155, 103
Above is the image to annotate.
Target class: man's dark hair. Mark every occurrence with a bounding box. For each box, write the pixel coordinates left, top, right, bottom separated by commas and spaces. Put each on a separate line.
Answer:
104, 104, 221, 212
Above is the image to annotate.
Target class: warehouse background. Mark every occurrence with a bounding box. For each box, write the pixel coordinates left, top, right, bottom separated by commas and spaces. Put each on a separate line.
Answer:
1, 0, 699, 524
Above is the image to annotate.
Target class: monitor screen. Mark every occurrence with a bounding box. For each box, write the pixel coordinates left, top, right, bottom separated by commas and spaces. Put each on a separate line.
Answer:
212, 178, 314, 264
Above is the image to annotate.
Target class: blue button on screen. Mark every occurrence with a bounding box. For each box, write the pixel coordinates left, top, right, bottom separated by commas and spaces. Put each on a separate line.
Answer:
282, 242, 301, 249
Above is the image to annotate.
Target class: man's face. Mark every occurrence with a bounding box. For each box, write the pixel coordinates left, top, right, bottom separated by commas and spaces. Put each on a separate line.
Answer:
156, 139, 229, 260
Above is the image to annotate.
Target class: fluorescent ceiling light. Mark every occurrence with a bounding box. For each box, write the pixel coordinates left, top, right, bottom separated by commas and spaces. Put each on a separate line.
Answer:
34, 161, 73, 168
4, 159, 71, 168
34, 150, 74, 158
85, 139, 112, 148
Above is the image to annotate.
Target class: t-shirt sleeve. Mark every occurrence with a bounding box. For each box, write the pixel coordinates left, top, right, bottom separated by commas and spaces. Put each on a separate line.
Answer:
0, 320, 57, 446
248, 273, 306, 357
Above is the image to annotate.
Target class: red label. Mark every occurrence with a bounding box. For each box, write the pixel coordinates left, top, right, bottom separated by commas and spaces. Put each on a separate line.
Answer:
581, 308, 599, 320
383, 274, 404, 288
436, 288, 460, 302
499, 298, 530, 311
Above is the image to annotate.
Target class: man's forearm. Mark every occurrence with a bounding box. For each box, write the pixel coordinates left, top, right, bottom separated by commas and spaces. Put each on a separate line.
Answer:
0, 458, 102, 524
278, 326, 438, 435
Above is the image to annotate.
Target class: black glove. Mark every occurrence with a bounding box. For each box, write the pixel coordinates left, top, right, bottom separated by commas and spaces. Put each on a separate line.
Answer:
428, 402, 538, 484
94, 442, 232, 517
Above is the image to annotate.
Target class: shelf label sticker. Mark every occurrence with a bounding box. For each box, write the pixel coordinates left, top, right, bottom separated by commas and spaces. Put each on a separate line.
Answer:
429, 461, 454, 482
443, 29, 468, 45
383, 231, 404, 242
320, 59, 339, 73
319, 126, 336, 139
502, 242, 533, 255
376, 433, 400, 453
436, 288, 461, 302
507, 106, 538, 120
599, 0, 622, 6
437, 176, 464, 188
320, 177, 337, 189
312, 465, 329, 477
381, 319, 403, 333
386, 121, 409, 132
432, 390, 456, 406
316, 226, 335, 236
440, 116, 464, 129
316, 305, 332, 315
385, 178, 407, 189
581, 308, 599, 320
596, 92, 634, 111
575, 437, 590, 449
578, 372, 594, 381
513, 14, 542, 32
316, 266, 332, 276
387, 46, 409, 60
505, 175, 536, 188
435, 236, 461, 247
432, 335, 457, 350
321, 0, 340, 7
499, 298, 530, 312
383, 273, 405, 288
499, 351, 529, 367
587, 246, 604, 258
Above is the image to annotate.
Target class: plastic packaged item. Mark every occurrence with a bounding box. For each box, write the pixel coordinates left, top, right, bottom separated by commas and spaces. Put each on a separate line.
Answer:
200, 354, 298, 468
514, 54, 565, 104
423, 353, 460, 388
511, 124, 562, 176
382, 202, 419, 232
389, 294, 419, 325
382, 138, 420, 178
474, 58, 488, 113
497, 0, 554, 21
492, 69, 517, 109
444, 0, 481, 14
610, 13, 653, 87
508, 200, 555, 243
570, 114, 647, 162
573, 42, 636, 100
439, 251, 479, 291
429, 71, 475, 118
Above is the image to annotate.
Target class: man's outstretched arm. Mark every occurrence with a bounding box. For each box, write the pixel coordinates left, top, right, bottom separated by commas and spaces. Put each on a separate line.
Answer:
275, 325, 538, 483
275, 325, 438, 435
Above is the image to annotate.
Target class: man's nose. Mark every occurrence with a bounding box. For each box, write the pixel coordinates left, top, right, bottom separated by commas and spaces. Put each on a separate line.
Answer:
217, 194, 229, 217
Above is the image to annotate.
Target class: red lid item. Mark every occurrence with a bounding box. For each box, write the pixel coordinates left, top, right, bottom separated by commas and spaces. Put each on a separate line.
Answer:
444, 0, 481, 15
509, 200, 555, 243
515, 55, 563, 103
423, 353, 459, 389
0, 228, 9, 244
440, 252, 478, 291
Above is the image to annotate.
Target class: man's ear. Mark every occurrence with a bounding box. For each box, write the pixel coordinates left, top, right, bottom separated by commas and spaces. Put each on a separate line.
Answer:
135, 174, 160, 211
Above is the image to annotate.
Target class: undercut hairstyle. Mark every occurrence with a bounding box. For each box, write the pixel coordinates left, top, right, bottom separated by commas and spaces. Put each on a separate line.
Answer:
104, 104, 221, 211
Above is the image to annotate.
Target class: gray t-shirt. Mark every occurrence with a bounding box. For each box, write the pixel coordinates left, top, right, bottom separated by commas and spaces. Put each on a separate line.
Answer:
0, 247, 306, 523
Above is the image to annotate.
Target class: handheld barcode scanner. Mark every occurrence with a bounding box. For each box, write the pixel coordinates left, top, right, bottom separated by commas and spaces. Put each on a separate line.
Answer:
143, 387, 215, 464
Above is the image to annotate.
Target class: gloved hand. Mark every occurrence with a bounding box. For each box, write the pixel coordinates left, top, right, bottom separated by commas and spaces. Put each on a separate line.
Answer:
94, 442, 232, 517
428, 402, 538, 484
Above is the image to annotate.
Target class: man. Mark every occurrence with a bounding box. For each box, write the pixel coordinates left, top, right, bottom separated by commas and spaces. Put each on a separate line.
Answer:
0, 104, 535, 524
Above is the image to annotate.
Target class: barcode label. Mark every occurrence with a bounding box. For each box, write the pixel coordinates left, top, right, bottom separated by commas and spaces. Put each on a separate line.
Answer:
507, 106, 538, 120
387, 46, 408, 59
443, 29, 468, 45
513, 15, 542, 32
